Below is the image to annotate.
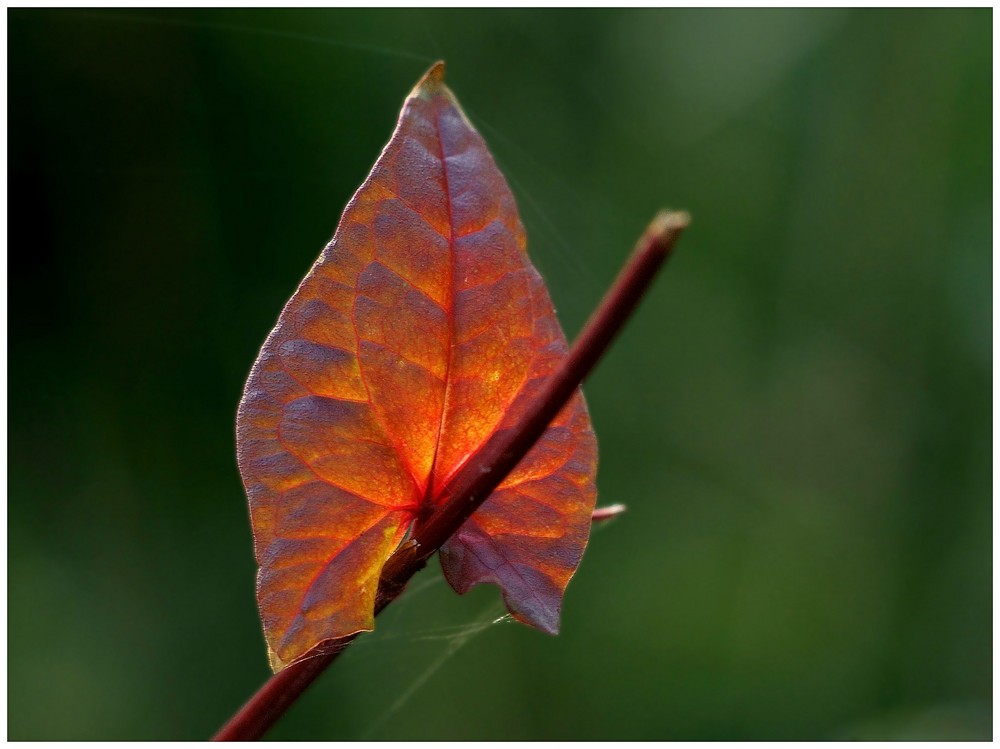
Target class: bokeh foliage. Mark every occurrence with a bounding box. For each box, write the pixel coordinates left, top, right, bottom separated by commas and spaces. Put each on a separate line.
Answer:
8, 8, 990, 740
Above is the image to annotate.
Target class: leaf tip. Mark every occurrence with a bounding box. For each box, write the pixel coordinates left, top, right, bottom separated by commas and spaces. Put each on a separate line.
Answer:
412, 60, 447, 98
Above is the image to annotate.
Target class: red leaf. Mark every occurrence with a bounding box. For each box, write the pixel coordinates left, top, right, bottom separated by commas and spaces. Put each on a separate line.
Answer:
237, 62, 597, 671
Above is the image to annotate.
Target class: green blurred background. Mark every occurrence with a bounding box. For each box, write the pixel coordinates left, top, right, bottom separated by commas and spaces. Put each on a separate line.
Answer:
8, 8, 991, 740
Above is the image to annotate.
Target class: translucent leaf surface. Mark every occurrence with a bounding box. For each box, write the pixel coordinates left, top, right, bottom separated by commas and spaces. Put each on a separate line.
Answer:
236, 63, 597, 671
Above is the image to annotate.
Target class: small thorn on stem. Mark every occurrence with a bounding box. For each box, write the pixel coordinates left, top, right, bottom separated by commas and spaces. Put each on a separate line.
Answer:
591, 504, 627, 523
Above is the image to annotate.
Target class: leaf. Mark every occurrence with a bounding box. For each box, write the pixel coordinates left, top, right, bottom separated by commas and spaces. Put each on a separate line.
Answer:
236, 62, 598, 672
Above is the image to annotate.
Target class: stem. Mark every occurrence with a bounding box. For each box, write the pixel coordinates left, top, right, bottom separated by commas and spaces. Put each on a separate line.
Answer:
212, 210, 689, 741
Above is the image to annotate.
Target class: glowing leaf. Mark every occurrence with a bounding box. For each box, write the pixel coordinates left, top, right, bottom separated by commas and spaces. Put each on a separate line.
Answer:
237, 62, 598, 672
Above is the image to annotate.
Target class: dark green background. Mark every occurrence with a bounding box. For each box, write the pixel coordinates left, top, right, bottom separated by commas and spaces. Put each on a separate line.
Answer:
9, 8, 991, 740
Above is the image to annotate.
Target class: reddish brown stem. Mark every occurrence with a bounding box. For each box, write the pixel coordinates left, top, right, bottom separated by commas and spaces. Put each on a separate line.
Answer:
212, 210, 689, 741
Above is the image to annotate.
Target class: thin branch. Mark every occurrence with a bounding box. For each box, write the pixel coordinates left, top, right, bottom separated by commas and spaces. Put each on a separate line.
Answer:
212, 210, 689, 741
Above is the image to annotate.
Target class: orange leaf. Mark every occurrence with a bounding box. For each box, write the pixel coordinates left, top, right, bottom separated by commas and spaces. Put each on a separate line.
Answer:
237, 62, 598, 672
